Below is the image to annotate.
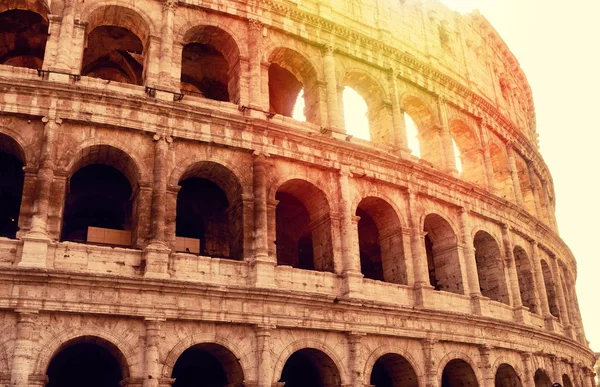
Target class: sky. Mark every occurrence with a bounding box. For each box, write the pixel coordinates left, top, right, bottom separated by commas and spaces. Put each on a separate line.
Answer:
439, 0, 600, 352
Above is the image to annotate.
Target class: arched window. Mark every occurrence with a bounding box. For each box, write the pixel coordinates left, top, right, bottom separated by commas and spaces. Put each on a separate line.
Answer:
0, 133, 25, 238
495, 364, 522, 387
370, 353, 418, 387
400, 96, 441, 166
423, 214, 463, 294
171, 343, 244, 387
513, 246, 537, 313
441, 359, 478, 387
449, 120, 486, 184
404, 112, 420, 157
514, 156, 536, 214
473, 231, 510, 304
534, 369, 552, 387
540, 259, 560, 318
343, 87, 370, 140
0, 1, 49, 69
489, 141, 515, 201
279, 348, 341, 387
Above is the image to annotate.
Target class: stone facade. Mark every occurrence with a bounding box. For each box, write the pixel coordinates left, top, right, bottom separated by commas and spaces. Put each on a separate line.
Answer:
0, 0, 595, 386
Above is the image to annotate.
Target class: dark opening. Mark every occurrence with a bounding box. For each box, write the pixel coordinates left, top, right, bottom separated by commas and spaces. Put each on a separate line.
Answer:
0, 152, 24, 238
540, 259, 560, 318
494, 363, 522, 387
370, 353, 418, 387
275, 191, 313, 269
61, 164, 132, 244
441, 359, 478, 387
176, 177, 233, 258
473, 231, 509, 304
46, 341, 123, 387
562, 374, 573, 387
357, 207, 383, 281
181, 43, 229, 101
279, 348, 341, 387
82, 25, 144, 85
423, 214, 463, 294
171, 344, 243, 387
425, 234, 440, 290
269, 63, 302, 117
514, 246, 537, 313
0, 9, 48, 69
534, 369, 552, 387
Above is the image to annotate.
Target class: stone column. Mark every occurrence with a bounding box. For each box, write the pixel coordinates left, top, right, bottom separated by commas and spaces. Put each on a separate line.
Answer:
406, 190, 430, 288
248, 19, 263, 110
145, 35, 161, 86
550, 355, 562, 385
251, 153, 274, 287
458, 208, 479, 300
550, 257, 571, 330
478, 345, 494, 386
52, 0, 76, 71
422, 339, 438, 387
256, 325, 273, 387
20, 117, 60, 267
436, 97, 457, 173
339, 167, 362, 296
347, 333, 365, 387
540, 179, 557, 229
531, 242, 551, 318
506, 144, 524, 205
323, 46, 341, 131
144, 318, 164, 387
144, 135, 171, 279
158, 0, 177, 88
389, 70, 408, 152
520, 352, 536, 387
526, 162, 543, 218
10, 310, 38, 387
479, 119, 497, 193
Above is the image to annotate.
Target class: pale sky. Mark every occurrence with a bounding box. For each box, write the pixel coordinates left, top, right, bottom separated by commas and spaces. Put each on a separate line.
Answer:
440, 0, 600, 352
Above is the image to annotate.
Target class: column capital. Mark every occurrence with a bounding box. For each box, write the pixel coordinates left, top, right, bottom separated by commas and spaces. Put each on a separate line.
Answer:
322, 44, 336, 55
161, 0, 178, 12
339, 165, 353, 177
255, 324, 276, 336
248, 18, 263, 31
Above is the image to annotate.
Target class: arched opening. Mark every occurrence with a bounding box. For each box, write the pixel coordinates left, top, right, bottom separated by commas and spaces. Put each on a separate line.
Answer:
404, 112, 420, 158
513, 246, 537, 313
400, 95, 440, 167
441, 359, 478, 387
275, 179, 334, 272
370, 353, 418, 387
46, 337, 127, 387
356, 197, 407, 284
540, 259, 560, 318
489, 142, 514, 201
279, 348, 341, 387
175, 162, 243, 259
343, 87, 369, 141
171, 343, 244, 387
61, 146, 139, 247
342, 72, 392, 145
423, 214, 463, 294
473, 231, 510, 304
451, 137, 463, 175
82, 6, 150, 85
180, 26, 241, 103
0, 133, 25, 239
449, 120, 486, 185
0, 4, 48, 69
514, 156, 536, 214
268, 47, 320, 125
494, 363, 522, 387
562, 374, 573, 387
533, 369, 552, 387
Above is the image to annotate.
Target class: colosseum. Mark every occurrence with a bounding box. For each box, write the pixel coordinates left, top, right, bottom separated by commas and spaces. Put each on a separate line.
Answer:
0, 0, 595, 386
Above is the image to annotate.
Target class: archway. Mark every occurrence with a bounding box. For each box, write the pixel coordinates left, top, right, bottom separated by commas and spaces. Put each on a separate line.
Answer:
441, 359, 478, 387
171, 343, 244, 387
533, 369, 552, 387
82, 6, 150, 85
400, 95, 440, 167
370, 353, 418, 387
540, 259, 560, 318
562, 374, 573, 387
489, 142, 514, 201
356, 197, 406, 284
0, 133, 25, 238
449, 120, 485, 186
180, 26, 240, 103
423, 214, 463, 294
495, 363, 522, 387
513, 246, 537, 313
473, 231, 510, 304
279, 348, 341, 387
46, 336, 127, 387
0, 1, 49, 69
275, 179, 334, 272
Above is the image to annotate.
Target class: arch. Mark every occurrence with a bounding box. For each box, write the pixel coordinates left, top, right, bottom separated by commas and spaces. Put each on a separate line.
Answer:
562, 374, 573, 387
473, 230, 510, 304
81, 5, 152, 85
162, 334, 253, 381
82, 3, 153, 45
363, 346, 422, 386
45, 336, 129, 387
513, 245, 538, 313
534, 369, 552, 387
439, 356, 479, 387
399, 93, 441, 166
274, 178, 334, 272
0, 0, 49, 69
0, 133, 25, 238
495, 363, 523, 387
369, 353, 419, 387
539, 259, 560, 318
489, 141, 514, 201
449, 119, 485, 186
171, 343, 244, 387
355, 196, 407, 284
342, 70, 392, 145
273, 339, 348, 387
266, 46, 321, 125
514, 155, 536, 215
423, 213, 463, 294
180, 25, 241, 103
